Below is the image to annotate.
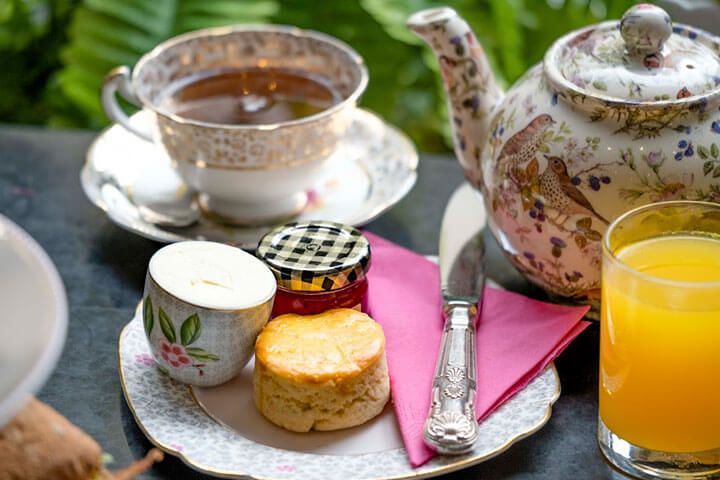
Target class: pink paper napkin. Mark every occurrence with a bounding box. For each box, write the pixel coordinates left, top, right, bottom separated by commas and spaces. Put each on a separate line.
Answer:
362, 232, 590, 467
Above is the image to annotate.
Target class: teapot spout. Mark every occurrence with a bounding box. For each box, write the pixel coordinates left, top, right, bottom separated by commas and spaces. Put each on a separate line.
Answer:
408, 7, 504, 187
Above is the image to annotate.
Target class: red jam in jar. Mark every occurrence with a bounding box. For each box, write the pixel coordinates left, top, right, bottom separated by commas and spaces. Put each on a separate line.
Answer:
256, 221, 371, 317
271, 276, 368, 316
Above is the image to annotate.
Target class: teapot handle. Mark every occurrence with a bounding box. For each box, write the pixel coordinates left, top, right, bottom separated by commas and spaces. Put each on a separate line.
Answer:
101, 66, 154, 142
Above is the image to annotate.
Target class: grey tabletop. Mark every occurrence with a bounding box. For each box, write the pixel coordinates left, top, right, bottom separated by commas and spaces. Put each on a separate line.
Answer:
0, 125, 624, 479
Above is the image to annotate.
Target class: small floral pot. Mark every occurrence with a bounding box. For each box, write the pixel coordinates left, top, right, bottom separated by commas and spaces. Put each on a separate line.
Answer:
142, 271, 273, 387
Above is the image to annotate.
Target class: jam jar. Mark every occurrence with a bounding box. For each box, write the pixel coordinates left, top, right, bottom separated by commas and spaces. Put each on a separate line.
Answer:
256, 221, 371, 317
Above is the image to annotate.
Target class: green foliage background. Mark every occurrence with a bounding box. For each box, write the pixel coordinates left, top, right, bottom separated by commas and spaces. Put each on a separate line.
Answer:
0, 0, 634, 151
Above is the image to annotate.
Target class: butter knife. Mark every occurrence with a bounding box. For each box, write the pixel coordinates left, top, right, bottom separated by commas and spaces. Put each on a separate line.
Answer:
423, 184, 486, 455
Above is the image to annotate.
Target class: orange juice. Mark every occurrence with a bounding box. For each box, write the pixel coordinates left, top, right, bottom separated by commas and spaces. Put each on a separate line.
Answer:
600, 235, 720, 453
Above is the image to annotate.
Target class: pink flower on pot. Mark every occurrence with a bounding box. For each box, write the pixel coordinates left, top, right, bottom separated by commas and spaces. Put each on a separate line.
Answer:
160, 340, 192, 368
143, 301, 219, 372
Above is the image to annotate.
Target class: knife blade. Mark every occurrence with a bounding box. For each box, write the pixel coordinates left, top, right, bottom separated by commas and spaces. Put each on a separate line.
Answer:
423, 183, 486, 455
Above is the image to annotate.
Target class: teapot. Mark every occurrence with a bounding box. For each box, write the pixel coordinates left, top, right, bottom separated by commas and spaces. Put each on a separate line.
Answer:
408, 4, 720, 305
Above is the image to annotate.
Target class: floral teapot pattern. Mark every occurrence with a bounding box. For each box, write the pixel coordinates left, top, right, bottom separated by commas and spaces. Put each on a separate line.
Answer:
408, 4, 720, 306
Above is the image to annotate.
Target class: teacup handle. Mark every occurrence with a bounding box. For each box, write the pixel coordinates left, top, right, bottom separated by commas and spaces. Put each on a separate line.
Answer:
101, 66, 154, 142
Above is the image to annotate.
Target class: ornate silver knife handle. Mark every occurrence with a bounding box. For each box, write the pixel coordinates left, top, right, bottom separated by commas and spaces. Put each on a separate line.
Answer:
423, 301, 478, 455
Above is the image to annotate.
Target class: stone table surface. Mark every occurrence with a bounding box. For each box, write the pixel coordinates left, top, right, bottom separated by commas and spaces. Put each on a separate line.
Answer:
0, 125, 627, 479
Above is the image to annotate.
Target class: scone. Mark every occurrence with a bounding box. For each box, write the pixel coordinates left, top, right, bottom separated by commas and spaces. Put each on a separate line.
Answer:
253, 308, 390, 432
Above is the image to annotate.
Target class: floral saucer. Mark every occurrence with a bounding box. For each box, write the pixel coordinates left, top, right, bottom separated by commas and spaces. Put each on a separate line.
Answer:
119, 306, 560, 480
81, 109, 417, 248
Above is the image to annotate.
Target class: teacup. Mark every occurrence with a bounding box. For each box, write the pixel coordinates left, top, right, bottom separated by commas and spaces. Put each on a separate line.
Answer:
102, 25, 368, 225
142, 241, 276, 386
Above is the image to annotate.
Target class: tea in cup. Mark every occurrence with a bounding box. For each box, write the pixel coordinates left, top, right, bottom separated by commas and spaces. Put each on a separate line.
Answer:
142, 241, 276, 386
102, 25, 368, 224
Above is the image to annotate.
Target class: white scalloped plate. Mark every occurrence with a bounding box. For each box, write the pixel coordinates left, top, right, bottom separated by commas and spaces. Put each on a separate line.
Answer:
119, 307, 560, 480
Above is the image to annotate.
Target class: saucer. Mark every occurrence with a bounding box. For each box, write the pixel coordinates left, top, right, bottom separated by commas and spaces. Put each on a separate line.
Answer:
81, 109, 418, 248
119, 305, 559, 480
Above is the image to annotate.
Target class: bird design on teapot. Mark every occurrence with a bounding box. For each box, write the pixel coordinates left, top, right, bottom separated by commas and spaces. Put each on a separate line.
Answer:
409, 4, 720, 305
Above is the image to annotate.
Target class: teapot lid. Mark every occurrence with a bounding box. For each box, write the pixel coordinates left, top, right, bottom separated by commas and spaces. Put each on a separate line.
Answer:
545, 3, 720, 104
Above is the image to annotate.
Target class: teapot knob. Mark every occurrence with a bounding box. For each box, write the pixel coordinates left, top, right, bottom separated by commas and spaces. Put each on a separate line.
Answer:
620, 3, 672, 59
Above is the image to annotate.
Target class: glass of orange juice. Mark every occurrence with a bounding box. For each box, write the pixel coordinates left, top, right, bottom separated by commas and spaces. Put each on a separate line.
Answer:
600, 201, 720, 479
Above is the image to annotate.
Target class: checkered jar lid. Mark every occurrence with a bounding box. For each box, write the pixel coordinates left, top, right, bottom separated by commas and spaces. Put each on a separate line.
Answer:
256, 221, 371, 292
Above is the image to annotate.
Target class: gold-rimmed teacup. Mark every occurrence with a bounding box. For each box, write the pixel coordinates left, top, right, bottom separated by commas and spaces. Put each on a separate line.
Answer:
142, 241, 276, 386
102, 25, 368, 224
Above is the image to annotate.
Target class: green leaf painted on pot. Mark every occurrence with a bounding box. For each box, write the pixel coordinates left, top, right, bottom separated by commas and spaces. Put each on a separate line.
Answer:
186, 347, 219, 362
592, 80, 607, 91
538, 143, 550, 153
713, 165, 720, 178
158, 307, 176, 343
143, 296, 153, 336
698, 145, 710, 159
180, 313, 201, 346
704, 161, 714, 176
713, 143, 720, 159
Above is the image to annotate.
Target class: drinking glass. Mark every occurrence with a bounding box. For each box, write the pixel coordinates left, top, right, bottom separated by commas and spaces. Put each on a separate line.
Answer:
600, 201, 720, 479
